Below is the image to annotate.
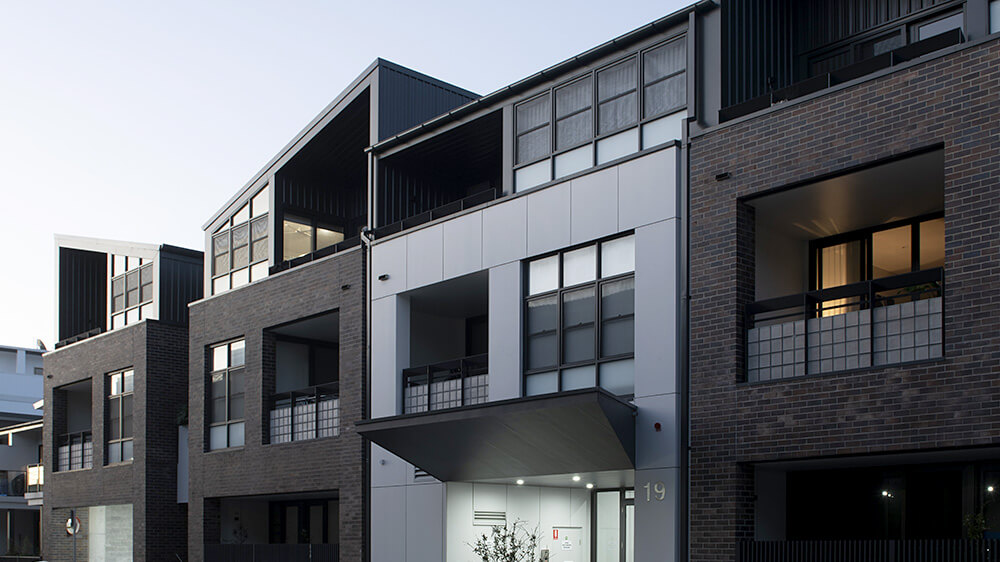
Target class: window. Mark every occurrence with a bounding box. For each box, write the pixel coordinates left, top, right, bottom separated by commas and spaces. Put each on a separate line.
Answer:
106, 369, 134, 464
213, 186, 269, 295
913, 11, 964, 42
110, 258, 153, 329
524, 234, 635, 396
208, 340, 245, 450
281, 215, 344, 262
991, 0, 1000, 34
513, 37, 687, 190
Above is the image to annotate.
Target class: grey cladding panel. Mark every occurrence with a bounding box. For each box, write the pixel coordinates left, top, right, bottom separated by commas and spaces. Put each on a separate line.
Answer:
158, 247, 204, 325
58, 247, 106, 341
377, 66, 478, 141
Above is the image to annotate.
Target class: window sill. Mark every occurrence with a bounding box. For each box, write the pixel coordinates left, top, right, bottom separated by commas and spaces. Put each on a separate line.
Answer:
54, 467, 93, 474
205, 446, 245, 454
104, 460, 134, 468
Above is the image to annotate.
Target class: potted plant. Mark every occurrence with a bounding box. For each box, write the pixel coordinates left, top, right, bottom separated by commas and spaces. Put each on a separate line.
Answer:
469, 519, 540, 562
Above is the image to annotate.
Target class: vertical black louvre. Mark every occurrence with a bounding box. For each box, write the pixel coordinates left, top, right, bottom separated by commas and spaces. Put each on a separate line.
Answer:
158, 246, 204, 325
58, 247, 106, 341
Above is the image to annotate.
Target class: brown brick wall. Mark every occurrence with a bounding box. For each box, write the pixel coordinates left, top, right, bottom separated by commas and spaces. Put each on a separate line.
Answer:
688, 39, 1000, 561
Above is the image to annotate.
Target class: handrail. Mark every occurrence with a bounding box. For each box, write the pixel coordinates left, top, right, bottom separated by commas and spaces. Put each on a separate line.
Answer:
57, 430, 93, 471
374, 188, 499, 239
25, 464, 43, 493
269, 382, 340, 444
403, 353, 489, 413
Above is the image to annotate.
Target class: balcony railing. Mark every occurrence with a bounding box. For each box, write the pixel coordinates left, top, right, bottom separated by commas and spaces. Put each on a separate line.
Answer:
0, 471, 25, 497
403, 354, 488, 414
205, 544, 339, 562
57, 431, 93, 471
25, 464, 43, 493
269, 383, 340, 444
739, 539, 1000, 562
747, 269, 943, 382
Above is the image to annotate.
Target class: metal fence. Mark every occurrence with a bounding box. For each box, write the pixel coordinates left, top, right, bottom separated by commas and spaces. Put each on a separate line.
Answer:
57, 431, 93, 471
403, 354, 488, 414
739, 540, 1000, 562
269, 383, 339, 444
204, 544, 339, 562
0, 471, 25, 496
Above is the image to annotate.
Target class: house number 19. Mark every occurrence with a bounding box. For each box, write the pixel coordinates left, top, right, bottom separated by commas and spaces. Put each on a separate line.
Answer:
643, 481, 666, 501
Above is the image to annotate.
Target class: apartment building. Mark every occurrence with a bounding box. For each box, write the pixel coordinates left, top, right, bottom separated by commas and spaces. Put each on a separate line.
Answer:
42, 236, 201, 561
185, 60, 476, 562
0, 345, 44, 558
687, 1, 1000, 560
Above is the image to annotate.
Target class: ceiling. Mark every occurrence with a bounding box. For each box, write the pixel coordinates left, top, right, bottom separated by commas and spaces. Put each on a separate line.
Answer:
406, 271, 488, 317
269, 311, 340, 343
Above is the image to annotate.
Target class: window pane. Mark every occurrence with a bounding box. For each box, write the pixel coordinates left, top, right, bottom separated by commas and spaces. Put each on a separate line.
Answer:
122, 439, 133, 462
528, 255, 559, 295
123, 370, 134, 393
644, 41, 685, 84
112, 313, 124, 330
108, 442, 121, 464
251, 187, 269, 217
596, 491, 621, 562
233, 245, 249, 269
527, 295, 558, 370
125, 307, 139, 325
642, 113, 684, 149
113, 255, 126, 276
230, 341, 246, 367
598, 94, 637, 135
122, 395, 133, 439
109, 397, 121, 440
251, 215, 268, 240
231, 268, 249, 289
514, 160, 551, 192
229, 422, 245, 448
525, 371, 558, 396
993, 0, 1000, 34
283, 216, 313, 260
111, 277, 124, 298
141, 283, 154, 303
598, 58, 637, 101
252, 239, 268, 263
872, 225, 912, 278
212, 275, 230, 295
110, 373, 122, 396
556, 110, 593, 151
602, 278, 635, 357
562, 364, 596, 391
644, 74, 686, 118
516, 94, 550, 134
517, 126, 550, 164
919, 218, 944, 270
126, 271, 140, 307
917, 12, 963, 41
233, 202, 250, 225
213, 233, 230, 275
596, 128, 638, 165
554, 145, 592, 179
317, 225, 345, 251
556, 78, 592, 118
562, 287, 596, 363
209, 425, 227, 450
563, 246, 597, 286
232, 222, 250, 248
250, 261, 268, 282
210, 373, 226, 423
600, 358, 635, 395
818, 240, 863, 289
602, 236, 635, 277
139, 264, 152, 285
212, 345, 229, 371
229, 370, 244, 420
126, 288, 140, 309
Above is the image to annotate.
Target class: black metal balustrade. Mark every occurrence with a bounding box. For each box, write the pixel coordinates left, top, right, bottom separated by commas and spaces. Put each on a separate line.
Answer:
739, 539, 1000, 562
25, 464, 42, 493
269, 383, 340, 444
746, 269, 943, 382
57, 431, 93, 471
403, 354, 489, 414
0, 470, 25, 497
205, 544, 339, 562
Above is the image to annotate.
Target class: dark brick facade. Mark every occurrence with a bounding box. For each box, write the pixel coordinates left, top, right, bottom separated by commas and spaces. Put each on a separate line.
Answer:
688, 38, 1000, 561
186, 248, 366, 562
42, 320, 189, 561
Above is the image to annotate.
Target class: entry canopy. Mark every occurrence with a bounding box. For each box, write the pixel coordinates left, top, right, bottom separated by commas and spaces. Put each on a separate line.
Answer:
357, 389, 636, 482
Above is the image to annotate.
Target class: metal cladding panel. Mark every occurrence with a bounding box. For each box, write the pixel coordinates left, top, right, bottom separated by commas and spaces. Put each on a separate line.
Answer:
376, 65, 477, 142
57, 247, 106, 341
158, 247, 204, 325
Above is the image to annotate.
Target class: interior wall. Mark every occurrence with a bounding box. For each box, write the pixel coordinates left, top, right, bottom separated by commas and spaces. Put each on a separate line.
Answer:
755, 222, 808, 300
755, 468, 787, 540
66, 386, 92, 433
410, 310, 466, 367
275, 341, 310, 392
445, 483, 591, 562
219, 499, 269, 544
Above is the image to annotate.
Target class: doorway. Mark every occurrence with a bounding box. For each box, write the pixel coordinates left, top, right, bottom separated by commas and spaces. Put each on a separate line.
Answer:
593, 489, 633, 562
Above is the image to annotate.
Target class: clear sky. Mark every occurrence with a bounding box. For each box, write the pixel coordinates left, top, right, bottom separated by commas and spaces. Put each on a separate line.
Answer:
0, 0, 692, 350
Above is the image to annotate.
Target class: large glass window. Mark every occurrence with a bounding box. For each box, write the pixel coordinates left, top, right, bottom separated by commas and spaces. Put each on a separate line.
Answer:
208, 339, 245, 450
512, 37, 687, 190
110, 258, 153, 330
282, 215, 345, 262
213, 186, 269, 295
992, 0, 1000, 34
524, 234, 635, 396
106, 369, 134, 464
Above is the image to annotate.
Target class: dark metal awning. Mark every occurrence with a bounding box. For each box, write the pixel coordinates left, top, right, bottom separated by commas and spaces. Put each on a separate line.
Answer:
356, 389, 635, 482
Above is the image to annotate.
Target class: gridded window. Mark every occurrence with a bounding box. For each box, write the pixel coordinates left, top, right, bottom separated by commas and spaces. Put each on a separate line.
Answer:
516, 94, 551, 165
555, 78, 593, 152
107, 369, 134, 464
524, 234, 636, 396
281, 215, 345, 262
111, 259, 153, 330
597, 57, 638, 135
213, 186, 269, 295
642, 40, 686, 119
208, 340, 245, 450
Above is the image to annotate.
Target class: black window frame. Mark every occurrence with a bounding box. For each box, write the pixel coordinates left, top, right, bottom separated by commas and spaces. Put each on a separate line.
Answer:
106, 368, 134, 465
279, 213, 346, 263
522, 233, 636, 396
512, 34, 688, 182
207, 338, 246, 451
212, 186, 269, 295
110, 260, 153, 328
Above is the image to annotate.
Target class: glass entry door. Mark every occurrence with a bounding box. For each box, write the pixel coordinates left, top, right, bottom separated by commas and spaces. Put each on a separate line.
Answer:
595, 489, 634, 562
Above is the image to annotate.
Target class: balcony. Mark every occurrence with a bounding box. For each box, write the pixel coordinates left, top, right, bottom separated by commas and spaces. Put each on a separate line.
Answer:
24, 465, 42, 494
269, 383, 340, 444
204, 544, 339, 562
403, 354, 488, 414
739, 539, 1000, 562
747, 269, 942, 382
0, 471, 25, 497
57, 431, 93, 471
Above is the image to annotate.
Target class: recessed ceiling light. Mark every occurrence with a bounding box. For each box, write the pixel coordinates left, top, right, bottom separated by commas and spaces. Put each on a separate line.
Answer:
516, 479, 525, 486
572, 475, 581, 482
586, 483, 594, 489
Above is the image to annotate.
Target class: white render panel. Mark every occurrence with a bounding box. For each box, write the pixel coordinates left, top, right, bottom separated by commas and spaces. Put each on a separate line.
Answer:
443, 212, 483, 278
406, 483, 445, 562
372, 486, 407, 562
371, 443, 410, 488
570, 166, 619, 245
482, 197, 527, 268
372, 236, 407, 300
406, 223, 444, 289
634, 219, 679, 398
634, 392, 680, 470
618, 147, 678, 230
489, 262, 522, 401
372, 295, 409, 418
526, 181, 572, 256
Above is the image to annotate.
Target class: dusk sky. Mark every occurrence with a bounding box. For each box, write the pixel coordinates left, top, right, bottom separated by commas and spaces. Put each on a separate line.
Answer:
0, 0, 691, 349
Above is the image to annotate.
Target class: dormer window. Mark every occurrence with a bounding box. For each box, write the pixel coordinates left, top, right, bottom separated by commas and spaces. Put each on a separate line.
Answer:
110, 258, 153, 329
212, 187, 269, 294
